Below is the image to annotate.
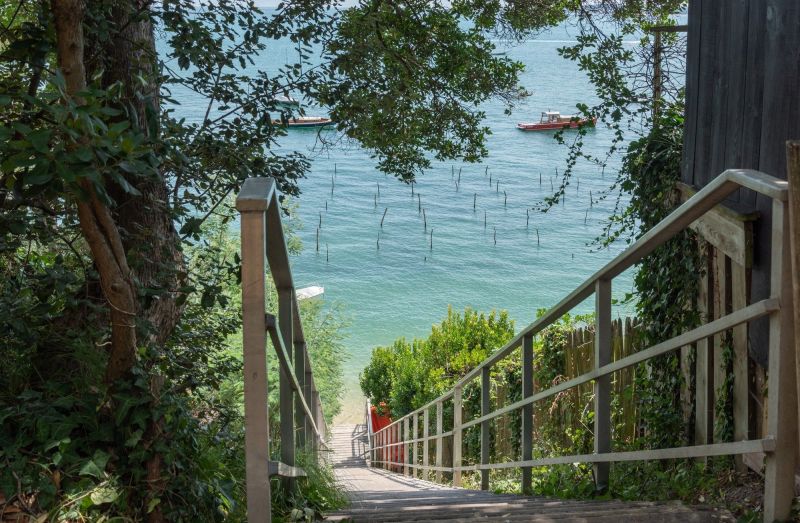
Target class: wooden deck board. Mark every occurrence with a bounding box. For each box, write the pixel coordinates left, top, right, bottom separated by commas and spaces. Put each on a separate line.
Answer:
327, 425, 734, 522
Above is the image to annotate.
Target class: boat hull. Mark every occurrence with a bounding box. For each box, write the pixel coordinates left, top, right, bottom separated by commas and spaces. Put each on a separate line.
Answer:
516, 118, 596, 131
272, 117, 333, 128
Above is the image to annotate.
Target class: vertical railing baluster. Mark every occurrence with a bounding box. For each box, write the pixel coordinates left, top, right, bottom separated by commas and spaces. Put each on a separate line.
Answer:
304, 366, 313, 452
435, 400, 443, 483
423, 408, 430, 481
480, 367, 490, 490
412, 413, 419, 478
521, 335, 534, 495
763, 198, 798, 522
278, 289, 295, 489
402, 418, 411, 476
453, 386, 463, 487
237, 194, 270, 522
294, 340, 306, 451
594, 279, 612, 492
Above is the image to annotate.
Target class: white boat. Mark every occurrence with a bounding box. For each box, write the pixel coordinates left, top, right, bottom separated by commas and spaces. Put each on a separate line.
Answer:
273, 93, 300, 108
296, 286, 324, 300
272, 116, 333, 128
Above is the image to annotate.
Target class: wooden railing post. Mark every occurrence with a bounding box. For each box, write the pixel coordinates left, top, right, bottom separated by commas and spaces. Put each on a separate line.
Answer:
294, 341, 306, 450
763, 198, 798, 522
237, 191, 271, 522
278, 289, 295, 490
594, 279, 612, 491
453, 386, 463, 487
404, 418, 411, 476
435, 400, 443, 483
695, 251, 714, 449
521, 334, 534, 495
480, 366, 490, 490
304, 368, 314, 452
423, 408, 430, 481
412, 413, 419, 478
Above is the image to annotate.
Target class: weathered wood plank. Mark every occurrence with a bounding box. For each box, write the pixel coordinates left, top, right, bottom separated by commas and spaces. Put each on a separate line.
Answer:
481, 367, 490, 490
423, 408, 430, 482
239, 203, 271, 522
731, 262, 750, 472
435, 401, 443, 483
695, 245, 713, 447
594, 279, 612, 490
453, 387, 463, 487
676, 182, 757, 267
762, 199, 798, 522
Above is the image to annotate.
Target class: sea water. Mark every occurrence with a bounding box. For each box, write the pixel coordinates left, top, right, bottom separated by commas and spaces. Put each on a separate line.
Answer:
167, 17, 648, 422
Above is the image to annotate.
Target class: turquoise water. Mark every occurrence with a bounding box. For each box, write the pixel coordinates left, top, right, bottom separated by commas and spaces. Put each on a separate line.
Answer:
168, 20, 644, 421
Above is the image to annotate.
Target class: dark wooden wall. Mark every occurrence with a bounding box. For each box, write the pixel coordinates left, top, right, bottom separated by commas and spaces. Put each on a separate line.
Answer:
681, 0, 800, 365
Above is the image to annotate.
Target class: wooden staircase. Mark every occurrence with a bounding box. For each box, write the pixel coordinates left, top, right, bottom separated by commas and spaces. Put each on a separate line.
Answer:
326, 425, 733, 522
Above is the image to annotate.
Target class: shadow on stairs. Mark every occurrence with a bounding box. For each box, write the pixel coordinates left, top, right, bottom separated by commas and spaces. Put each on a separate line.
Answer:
326, 425, 734, 522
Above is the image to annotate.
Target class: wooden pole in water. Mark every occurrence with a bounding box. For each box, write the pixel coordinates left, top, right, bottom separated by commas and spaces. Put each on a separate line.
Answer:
589, 190, 593, 207
536, 228, 540, 246
376, 234, 380, 251
496, 180, 499, 193
423, 208, 427, 231
325, 200, 328, 211
411, 182, 414, 197
316, 227, 320, 252
380, 208, 388, 228
429, 229, 433, 250
485, 166, 489, 177
331, 174, 334, 196
326, 243, 329, 262
526, 209, 529, 228
418, 193, 422, 213
576, 178, 580, 193
474, 193, 477, 211
458, 168, 462, 185
319, 212, 322, 228
550, 177, 554, 191
374, 194, 377, 208
484, 210, 487, 229
504, 190, 507, 207
539, 172, 542, 186
493, 227, 496, 245
489, 173, 492, 187
584, 208, 589, 224
334, 163, 337, 178
377, 182, 380, 198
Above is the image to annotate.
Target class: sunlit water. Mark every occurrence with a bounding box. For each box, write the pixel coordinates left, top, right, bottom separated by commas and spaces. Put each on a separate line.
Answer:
166, 17, 654, 422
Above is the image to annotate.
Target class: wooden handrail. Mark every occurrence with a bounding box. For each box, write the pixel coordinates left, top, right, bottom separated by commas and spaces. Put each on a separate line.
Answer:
367, 169, 796, 522
237, 177, 329, 522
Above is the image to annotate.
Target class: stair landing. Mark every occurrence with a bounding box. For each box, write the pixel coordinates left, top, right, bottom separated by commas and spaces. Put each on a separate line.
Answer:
326, 425, 733, 522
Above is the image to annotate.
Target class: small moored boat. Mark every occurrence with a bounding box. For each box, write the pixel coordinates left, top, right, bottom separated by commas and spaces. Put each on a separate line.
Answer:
517, 111, 596, 131
272, 116, 333, 128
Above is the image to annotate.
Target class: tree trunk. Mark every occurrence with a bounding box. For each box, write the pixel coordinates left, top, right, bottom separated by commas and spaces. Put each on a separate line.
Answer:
98, 1, 184, 346
51, 0, 139, 385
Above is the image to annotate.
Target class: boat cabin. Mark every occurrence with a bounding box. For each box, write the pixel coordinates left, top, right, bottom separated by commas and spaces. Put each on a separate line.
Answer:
541, 111, 572, 123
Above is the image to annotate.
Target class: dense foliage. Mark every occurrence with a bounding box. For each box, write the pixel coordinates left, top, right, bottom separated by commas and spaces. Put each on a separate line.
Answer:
0, 0, 598, 519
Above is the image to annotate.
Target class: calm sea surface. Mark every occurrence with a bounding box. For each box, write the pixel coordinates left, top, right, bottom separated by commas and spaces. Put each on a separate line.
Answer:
166, 18, 652, 421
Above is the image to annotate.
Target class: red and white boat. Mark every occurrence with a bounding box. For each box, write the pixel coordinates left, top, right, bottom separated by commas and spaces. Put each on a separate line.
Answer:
517, 111, 596, 131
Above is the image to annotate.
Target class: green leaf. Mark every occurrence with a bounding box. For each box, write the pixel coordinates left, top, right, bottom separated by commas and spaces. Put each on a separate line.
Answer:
27, 129, 51, 154
90, 486, 119, 506
79, 449, 110, 477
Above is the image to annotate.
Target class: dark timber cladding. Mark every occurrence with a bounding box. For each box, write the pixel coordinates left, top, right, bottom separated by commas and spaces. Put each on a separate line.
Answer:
681, 0, 800, 365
